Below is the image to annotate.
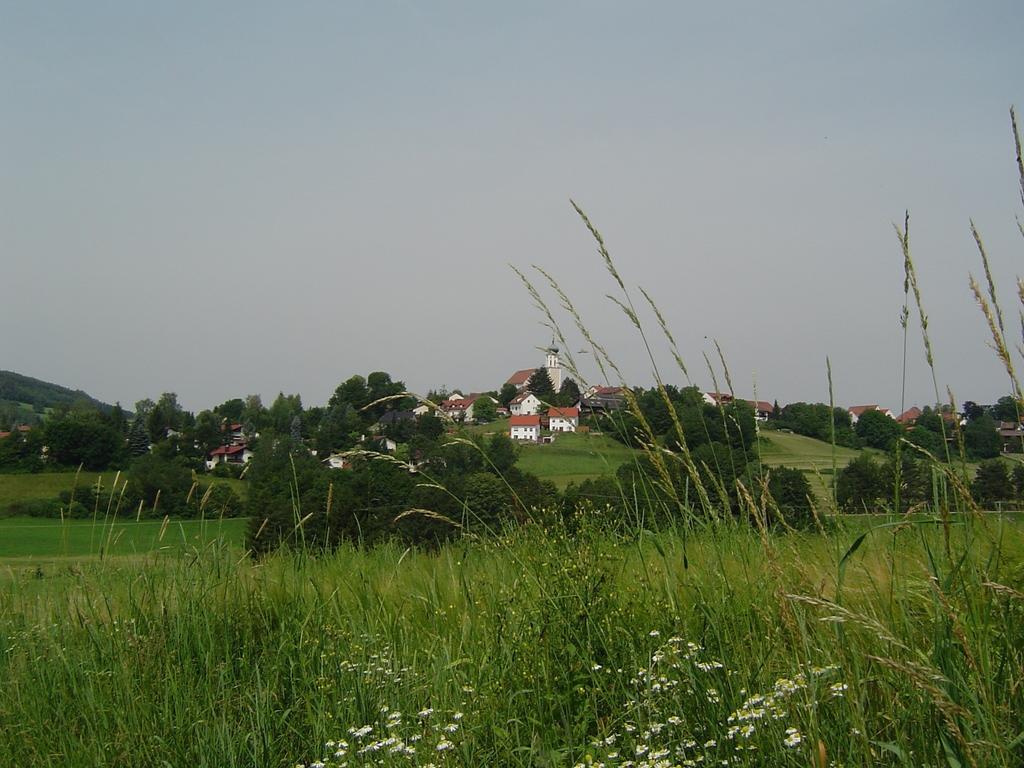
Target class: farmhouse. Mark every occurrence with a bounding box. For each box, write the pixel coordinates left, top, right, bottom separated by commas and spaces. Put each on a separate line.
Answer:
206, 444, 253, 470
703, 393, 774, 421
548, 406, 579, 432
847, 405, 894, 424
579, 386, 625, 414
509, 414, 541, 442
509, 392, 542, 416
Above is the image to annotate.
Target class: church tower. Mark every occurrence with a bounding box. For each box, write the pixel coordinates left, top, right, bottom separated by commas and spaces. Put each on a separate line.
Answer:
545, 344, 563, 392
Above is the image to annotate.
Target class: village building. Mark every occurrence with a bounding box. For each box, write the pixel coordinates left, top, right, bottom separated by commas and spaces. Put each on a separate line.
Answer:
505, 345, 564, 392
847, 405, 894, 424
509, 392, 542, 416
206, 443, 254, 471
509, 414, 541, 442
548, 406, 579, 432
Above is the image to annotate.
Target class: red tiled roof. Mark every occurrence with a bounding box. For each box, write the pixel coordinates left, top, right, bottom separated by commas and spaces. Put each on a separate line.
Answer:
548, 407, 579, 419
510, 415, 541, 427
510, 392, 538, 404
848, 405, 879, 417
897, 407, 922, 424
210, 444, 247, 457
506, 368, 535, 386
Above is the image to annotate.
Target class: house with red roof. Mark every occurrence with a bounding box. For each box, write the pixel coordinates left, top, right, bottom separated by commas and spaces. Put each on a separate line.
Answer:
206, 443, 254, 470
509, 391, 542, 416
847, 405, 894, 424
896, 407, 922, 425
509, 414, 541, 442
505, 368, 536, 391
703, 392, 774, 421
548, 406, 579, 433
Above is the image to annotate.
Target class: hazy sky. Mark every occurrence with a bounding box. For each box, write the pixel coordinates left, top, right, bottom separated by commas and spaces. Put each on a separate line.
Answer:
3, 2, 1024, 414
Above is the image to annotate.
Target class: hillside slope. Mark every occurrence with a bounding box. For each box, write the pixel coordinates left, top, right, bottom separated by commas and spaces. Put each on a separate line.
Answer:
0, 370, 113, 424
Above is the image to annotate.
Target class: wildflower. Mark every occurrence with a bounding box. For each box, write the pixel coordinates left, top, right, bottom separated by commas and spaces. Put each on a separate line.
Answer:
829, 682, 848, 698
783, 728, 802, 748
436, 739, 454, 752
649, 630, 661, 637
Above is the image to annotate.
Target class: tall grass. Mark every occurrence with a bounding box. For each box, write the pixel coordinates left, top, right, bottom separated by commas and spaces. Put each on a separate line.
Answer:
3, 112, 1024, 767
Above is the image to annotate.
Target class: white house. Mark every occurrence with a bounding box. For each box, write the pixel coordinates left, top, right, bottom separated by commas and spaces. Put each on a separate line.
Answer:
324, 453, 351, 470
548, 406, 579, 432
848, 405, 894, 424
509, 392, 542, 416
206, 444, 254, 471
509, 414, 541, 442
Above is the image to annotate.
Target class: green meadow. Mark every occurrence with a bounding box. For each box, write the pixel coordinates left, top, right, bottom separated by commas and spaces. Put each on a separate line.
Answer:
0, 516, 248, 563
1, 516, 1022, 767
516, 431, 639, 488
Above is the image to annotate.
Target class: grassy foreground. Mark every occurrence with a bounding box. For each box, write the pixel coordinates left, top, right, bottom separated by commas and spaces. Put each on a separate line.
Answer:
0, 516, 248, 562
1, 515, 1022, 767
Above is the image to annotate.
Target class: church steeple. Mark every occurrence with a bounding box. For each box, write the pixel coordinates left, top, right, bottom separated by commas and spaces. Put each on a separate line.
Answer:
545, 341, 563, 392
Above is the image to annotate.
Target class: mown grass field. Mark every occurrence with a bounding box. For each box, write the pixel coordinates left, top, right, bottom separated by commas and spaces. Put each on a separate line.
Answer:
515, 431, 639, 488
0, 470, 247, 513
1, 514, 1022, 767
0, 516, 249, 564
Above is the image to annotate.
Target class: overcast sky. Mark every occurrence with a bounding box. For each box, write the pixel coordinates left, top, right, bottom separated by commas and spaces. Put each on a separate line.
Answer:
3, 2, 1023, 414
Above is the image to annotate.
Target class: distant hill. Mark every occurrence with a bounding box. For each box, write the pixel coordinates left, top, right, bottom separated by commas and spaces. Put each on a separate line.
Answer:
0, 370, 114, 425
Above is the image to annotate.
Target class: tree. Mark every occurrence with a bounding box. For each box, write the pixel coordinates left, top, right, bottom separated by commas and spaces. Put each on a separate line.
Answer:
44, 411, 125, 470
461, 472, 512, 533
498, 383, 519, 408
764, 466, 814, 527
963, 411, 1001, 460
126, 452, 193, 516
881, 451, 932, 512
269, 392, 303, 434
485, 433, 518, 474
214, 398, 245, 423
192, 410, 223, 455
855, 409, 902, 451
241, 394, 266, 434
972, 460, 1013, 507
527, 367, 555, 400
557, 378, 581, 408
992, 395, 1021, 422
836, 454, 885, 512
472, 397, 497, 423
417, 413, 445, 441
961, 400, 984, 421
127, 417, 151, 457
1012, 463, 1024, 499
246, 436, 335, 554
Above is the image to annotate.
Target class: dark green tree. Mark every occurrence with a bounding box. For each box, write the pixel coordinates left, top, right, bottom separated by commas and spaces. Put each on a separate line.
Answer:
557, 378, 581, 408
472, 397, 497, 423
836, 454, 885, 512
992, 395, 1021, 422
972, 460, 1013, 507
855, 409, 902, 451
527, 367, 555, 400
1012, 463, 1024, 499
126, 452, 193, 516
127, 417, 151, 457
44, 411, 125, 470
214, 398, 245, 423
498, 383, 519, 408
764, 466, 814, 527
963, 411, 1002, 460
